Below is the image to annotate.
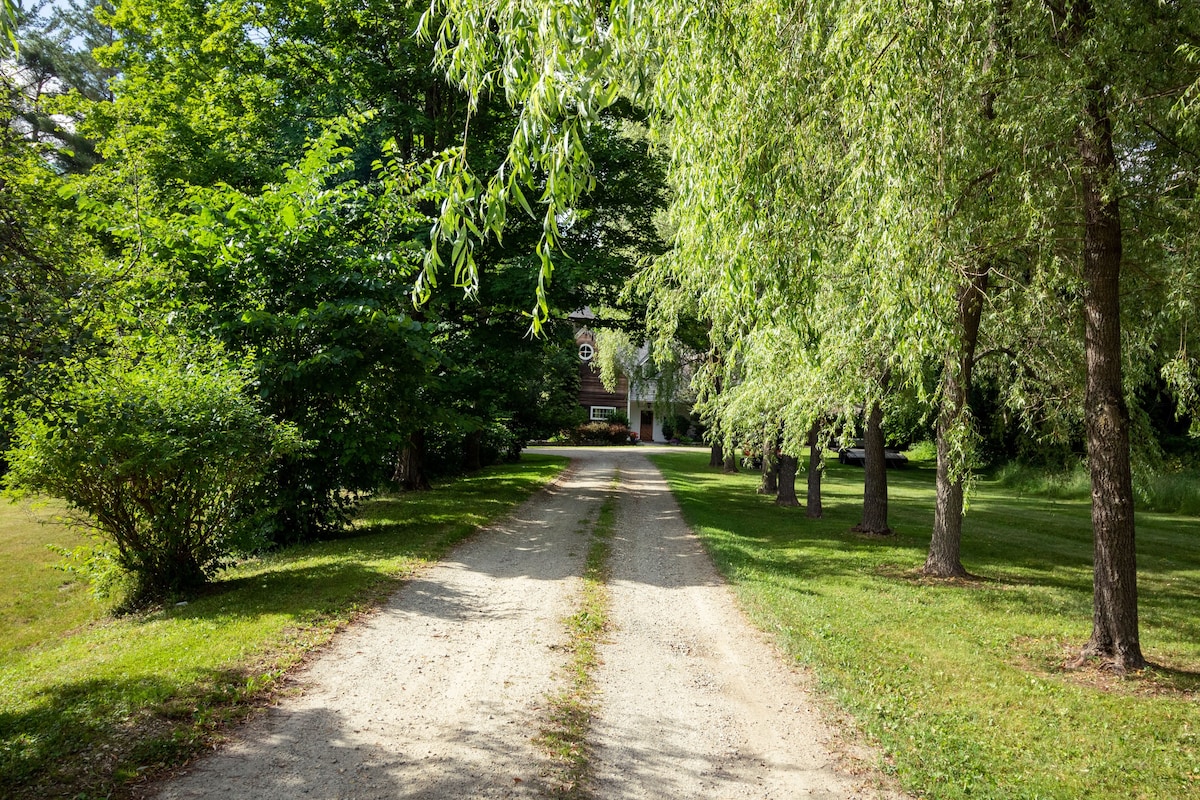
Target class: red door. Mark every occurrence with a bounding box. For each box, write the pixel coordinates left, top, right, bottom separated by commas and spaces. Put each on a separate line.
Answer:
640, 410, 654, 442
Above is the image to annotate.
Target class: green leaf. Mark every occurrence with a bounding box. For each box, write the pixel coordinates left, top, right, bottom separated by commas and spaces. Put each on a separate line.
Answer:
281, 204, 299, 230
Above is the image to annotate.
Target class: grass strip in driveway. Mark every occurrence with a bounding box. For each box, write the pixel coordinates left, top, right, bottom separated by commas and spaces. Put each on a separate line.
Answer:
649, 451, 1200, 800
535, 473, 617, 799
0, 454, 567, 800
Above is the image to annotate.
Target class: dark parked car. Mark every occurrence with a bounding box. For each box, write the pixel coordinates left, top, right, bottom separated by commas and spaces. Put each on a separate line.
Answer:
835, 439, 908, 468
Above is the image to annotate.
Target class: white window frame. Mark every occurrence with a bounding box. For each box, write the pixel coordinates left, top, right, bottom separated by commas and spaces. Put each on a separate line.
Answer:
578, 342, 594, 361
590, 406, 617, 421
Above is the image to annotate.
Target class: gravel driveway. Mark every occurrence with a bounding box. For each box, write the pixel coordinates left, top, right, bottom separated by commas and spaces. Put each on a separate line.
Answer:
152, 447, 906, 800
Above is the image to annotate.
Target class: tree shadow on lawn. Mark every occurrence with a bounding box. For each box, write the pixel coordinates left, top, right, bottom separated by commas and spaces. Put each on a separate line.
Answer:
0, 669, 262, 800
156, 509, 490, 626
689, 464, 1199, 600
702, 527, 933, 594
161, 561, 400, 627
1012, 634, 1200, 696
658, 476, 1200, 741
1136, 662, 1200, 695
690, 474, 1200, 666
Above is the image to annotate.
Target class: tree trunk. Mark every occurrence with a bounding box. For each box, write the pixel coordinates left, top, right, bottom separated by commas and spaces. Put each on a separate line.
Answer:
1073, 84, 1145, 672
924, 265, 989, 578
709, 440, 723, 467
708, 355, 725, 468
924, 0, 1007, 576
776, 454, 800, 507
722, 449, 739, 474
394, 429, 432, 492
853, 401, 891, 534
805, 421, 823, 519
463, 429, 482, 472
758, 432, 778, 494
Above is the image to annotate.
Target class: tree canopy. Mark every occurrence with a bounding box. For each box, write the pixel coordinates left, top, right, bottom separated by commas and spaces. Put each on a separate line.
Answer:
3, 0, 1200, 667
422, 0, 1200, 671
1, 0, 666, 600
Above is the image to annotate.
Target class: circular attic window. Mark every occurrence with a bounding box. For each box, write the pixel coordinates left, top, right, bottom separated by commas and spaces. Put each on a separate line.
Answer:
578, 343, 594, 362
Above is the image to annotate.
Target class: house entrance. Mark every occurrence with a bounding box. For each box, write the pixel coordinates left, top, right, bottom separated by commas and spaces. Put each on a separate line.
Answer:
640, 410, 654, 442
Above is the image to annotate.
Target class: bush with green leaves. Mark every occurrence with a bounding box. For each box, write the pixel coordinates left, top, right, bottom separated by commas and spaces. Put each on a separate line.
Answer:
571, 421, 635, 445
4, 346, 304, 608
661, 413, 693, 441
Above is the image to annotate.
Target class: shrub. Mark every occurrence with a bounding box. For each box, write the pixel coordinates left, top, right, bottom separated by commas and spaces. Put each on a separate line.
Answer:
662, 413, 693, 441
902, 439, 937, 464
482, 420, 523, 463
571, 421, 635, 445
4, 347, 304, 608
419, 420, 525, 480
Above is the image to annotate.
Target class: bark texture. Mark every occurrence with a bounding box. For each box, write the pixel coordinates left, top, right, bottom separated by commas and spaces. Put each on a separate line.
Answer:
394, 429, 432, 492
463, 429, 483, 473
852, 401, 891, 535
1074, 84, 1145, 671
924, 266, 988, 578
709, 441, 723, 468
758, 433, 779, 495
722, 451, 740, 474
775, 454, 800, 507
924, 0, 1008, 577
805, 422, 823, 519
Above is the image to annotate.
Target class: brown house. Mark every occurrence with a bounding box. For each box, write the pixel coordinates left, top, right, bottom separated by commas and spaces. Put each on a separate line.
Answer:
573, 324, 660, 443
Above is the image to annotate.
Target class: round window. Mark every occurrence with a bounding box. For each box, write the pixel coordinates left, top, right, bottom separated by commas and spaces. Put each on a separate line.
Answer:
578, 343, 594, 361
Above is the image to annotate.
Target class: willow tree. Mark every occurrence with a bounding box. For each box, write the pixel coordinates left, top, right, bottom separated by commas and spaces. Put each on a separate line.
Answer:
1030, 0, 1200, 670
421, 0, 1200, 672
421, 0, 969, 539
1, 0, 15, 51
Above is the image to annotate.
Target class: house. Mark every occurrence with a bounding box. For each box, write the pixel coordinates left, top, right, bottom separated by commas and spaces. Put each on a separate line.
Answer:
573, 314, 672, 443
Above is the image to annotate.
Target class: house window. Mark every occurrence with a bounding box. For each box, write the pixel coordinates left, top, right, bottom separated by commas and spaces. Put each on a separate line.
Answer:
578, 343, 594, 361
590, 406, 617, 421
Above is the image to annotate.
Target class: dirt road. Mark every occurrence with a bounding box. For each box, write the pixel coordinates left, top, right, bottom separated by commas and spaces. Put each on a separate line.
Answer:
153, 447, 905, 800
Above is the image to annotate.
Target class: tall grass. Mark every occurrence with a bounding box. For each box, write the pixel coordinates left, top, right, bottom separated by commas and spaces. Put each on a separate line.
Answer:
1133, 466, 1200, 516
991, 461, 1093, 500
0, 455, 567, 799
993, 459, 1200, 516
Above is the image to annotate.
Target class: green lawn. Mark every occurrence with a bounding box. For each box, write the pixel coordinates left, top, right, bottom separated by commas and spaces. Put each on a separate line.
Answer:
0, 454, 567, 799
648, 452, 1200, 800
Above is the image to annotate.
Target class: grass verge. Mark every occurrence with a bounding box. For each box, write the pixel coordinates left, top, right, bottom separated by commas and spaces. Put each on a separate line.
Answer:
0, 454, 567, 800
534, 474, 616, 799
648, 451, 1200, 800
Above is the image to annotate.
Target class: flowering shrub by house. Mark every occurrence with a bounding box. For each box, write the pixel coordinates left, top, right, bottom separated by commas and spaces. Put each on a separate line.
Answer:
570, 422, 639, 445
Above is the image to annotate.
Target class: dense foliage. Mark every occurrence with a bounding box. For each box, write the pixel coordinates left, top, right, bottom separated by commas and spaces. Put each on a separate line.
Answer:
424, 0, 1200, 670
4, 344, 303, 605
1, 0, 665, 596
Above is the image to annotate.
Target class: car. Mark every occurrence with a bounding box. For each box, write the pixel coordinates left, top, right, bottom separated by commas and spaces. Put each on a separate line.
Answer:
835, 439, 908, 468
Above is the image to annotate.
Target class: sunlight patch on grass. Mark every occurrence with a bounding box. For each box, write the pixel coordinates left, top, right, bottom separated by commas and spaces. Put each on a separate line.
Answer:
0, 454, 567, 799
0, 501, 105, 657
650, 452, 1200, 800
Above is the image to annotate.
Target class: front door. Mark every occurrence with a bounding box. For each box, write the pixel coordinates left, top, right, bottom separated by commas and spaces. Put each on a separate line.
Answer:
640, 410, 654, 442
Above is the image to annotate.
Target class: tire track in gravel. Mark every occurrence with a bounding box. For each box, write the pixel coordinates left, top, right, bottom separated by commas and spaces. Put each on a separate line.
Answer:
151, 447, 906, 800
586, 451, 907, 800
152, 452, 622, 800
